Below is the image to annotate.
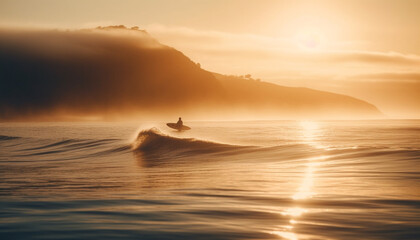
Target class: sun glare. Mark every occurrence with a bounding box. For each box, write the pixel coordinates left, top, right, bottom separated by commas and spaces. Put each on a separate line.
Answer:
295, 30, 324, 51
299, 121, 319, 130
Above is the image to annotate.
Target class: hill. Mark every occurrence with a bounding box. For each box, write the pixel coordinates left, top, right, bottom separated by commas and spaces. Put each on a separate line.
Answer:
213, 73, 381, 119
0, 26, 381, 120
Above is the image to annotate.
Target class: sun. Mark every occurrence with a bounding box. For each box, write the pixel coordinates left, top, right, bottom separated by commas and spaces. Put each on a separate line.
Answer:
294, 30, 324, 51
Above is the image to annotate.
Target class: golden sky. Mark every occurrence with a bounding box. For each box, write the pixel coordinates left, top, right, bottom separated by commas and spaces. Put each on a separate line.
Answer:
1, 0, 419, 117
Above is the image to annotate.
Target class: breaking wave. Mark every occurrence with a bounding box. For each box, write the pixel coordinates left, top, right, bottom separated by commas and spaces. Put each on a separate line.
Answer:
132, 128, 246, 156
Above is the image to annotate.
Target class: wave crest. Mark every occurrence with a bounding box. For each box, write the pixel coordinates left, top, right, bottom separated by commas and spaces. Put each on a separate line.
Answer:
132, 128, 241, 156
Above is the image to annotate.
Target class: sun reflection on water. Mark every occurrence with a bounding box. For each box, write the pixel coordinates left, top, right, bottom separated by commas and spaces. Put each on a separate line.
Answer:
281, 207, 308, 217
293, 159, 325, 200
271, 231, 298, 240
299, 121, 326, 149
271, 121, 328, 240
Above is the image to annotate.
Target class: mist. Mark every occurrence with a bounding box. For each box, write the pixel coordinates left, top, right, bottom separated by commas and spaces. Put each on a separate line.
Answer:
0, 26, 382, 121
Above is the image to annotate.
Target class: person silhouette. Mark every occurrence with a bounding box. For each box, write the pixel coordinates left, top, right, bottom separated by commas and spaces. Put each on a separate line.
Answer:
176, 117, 183, 127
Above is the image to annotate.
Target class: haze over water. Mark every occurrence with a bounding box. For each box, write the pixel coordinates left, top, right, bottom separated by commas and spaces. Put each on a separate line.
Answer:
1, 120, 419, 240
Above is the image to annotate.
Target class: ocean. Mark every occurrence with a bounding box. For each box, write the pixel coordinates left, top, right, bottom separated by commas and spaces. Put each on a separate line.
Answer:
0, 120, 419, 240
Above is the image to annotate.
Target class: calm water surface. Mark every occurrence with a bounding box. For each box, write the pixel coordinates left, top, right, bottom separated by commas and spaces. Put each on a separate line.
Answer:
0, 120, 419, 240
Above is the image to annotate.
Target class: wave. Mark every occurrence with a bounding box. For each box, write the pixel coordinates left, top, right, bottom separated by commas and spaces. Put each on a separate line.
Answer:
132, 128, 246, 157
0, 135, 21, 141
2, 136, 130, 160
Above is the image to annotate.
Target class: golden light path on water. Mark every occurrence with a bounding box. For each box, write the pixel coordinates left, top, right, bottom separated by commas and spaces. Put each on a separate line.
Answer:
271, 121, 328, 240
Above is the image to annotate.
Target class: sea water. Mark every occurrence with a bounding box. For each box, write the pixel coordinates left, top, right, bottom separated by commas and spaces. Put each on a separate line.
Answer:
0, 120, 419, 240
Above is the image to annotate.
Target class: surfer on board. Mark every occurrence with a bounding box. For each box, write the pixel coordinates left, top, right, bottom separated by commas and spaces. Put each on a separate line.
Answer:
166, 118, 190, 131
176, 117, 183, 128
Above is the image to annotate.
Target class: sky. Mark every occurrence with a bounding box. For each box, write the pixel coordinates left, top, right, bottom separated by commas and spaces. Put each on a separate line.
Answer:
0, 0, 419, 117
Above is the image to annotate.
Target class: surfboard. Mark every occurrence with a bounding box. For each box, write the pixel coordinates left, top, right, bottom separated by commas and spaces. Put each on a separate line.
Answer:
166, 123, 191, 131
